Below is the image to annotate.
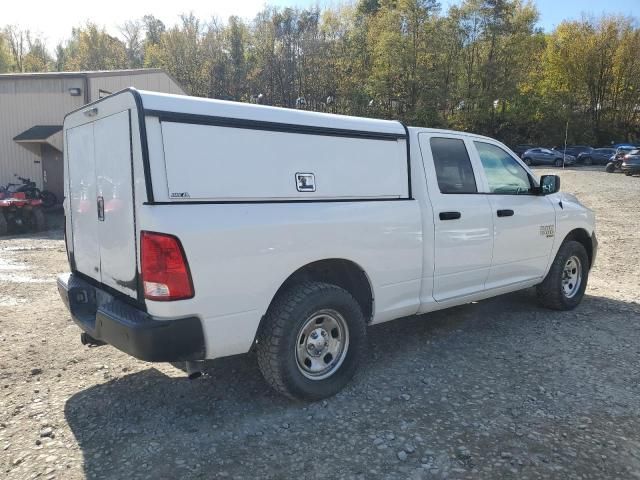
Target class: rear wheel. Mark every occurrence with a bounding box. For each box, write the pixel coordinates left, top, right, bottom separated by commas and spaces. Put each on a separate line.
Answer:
537, 240, 589, 310
523, 157, 532, 166
554, 158, 563, 167
583, 156, 592, 166
256, 281, 366, 401
605, 162, 616, 173
0, 213, 7, 235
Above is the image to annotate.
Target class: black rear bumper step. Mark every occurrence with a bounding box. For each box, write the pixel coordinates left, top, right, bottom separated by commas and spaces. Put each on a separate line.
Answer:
57, 273, 205, 362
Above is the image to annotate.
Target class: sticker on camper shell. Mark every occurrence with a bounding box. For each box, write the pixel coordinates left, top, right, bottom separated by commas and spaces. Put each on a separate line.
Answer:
296, 173, 316, 192
539, 225, 555, 238
170, 192, 191, 199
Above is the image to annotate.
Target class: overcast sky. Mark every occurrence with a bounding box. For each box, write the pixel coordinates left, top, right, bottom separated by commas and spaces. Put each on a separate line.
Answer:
3, 0, 638, 51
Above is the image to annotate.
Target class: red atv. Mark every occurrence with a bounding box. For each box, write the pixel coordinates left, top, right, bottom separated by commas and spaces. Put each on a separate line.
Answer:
0, 191, 46, 235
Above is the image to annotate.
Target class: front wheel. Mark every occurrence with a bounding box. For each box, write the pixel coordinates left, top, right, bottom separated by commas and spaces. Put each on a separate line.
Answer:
537, 240, 589, 310
256, 281, 366, 401
583, 157, 592, 166
523, 157, 532, 166
605, 162, 616, 173
0, 213, 7, 235
554, 158, 563, 167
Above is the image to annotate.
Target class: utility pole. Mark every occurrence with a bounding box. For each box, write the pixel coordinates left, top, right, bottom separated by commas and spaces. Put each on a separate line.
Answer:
563, 118, 569, 168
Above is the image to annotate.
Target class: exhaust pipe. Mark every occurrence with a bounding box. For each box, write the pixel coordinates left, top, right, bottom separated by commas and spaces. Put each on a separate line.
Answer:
80, 332, 105, 347
185, 360, 204, 380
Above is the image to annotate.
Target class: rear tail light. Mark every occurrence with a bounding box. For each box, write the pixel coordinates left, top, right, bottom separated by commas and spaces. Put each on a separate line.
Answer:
141, 231, 194, 301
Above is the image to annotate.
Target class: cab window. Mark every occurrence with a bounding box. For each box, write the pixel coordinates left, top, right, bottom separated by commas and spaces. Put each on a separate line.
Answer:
430, 137, 477, 194
474, 142, 533, 195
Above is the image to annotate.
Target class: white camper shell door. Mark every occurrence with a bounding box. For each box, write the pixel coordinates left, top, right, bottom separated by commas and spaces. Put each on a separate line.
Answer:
66, 110, 138, 298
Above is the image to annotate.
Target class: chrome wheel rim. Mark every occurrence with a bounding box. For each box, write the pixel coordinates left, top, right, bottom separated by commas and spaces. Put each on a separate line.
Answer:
295, 309, 349, 380
562, 255, 582, 298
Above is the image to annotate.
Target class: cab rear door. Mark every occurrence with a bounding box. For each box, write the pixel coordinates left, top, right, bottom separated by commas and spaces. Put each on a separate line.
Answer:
418, 133, 494, 301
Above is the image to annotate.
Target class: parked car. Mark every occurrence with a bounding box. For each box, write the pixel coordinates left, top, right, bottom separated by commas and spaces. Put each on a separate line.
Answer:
57, 89, 597, 400
612, 143, 638, 149
577, 147, 616, 165
557, 145, 593, 162
522, 148, 576, 167
621, 149, 640, 176
510, 144, 537, 158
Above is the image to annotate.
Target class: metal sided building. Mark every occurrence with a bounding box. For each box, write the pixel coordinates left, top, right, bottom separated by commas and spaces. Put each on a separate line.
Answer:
0, 69, 185, 204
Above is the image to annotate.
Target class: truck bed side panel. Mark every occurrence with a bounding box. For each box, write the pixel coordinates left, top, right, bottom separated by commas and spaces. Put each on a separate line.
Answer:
139, 200, 423, 358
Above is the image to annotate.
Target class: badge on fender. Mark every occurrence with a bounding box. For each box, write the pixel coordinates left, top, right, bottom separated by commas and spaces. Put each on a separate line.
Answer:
540, 225, 555, 238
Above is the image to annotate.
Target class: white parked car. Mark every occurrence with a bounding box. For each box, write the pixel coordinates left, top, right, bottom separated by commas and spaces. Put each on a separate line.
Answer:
58, 89, 597, 400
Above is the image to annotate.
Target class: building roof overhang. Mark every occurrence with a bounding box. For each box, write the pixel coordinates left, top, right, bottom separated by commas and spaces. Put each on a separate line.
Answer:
13, 125, 63, 152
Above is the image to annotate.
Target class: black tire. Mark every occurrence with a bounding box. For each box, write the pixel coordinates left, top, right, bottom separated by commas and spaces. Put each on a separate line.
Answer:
605, 162, 616, 173
29, 208, 47, 232
256, 281, 366, 401
0, 213, 7, 235
40, 191, 57, 208
554, 158, 563, 167
537, 240, 589, 311
523, 157, 532, 166
625, 171, 632, 176
583, 156, 592, 166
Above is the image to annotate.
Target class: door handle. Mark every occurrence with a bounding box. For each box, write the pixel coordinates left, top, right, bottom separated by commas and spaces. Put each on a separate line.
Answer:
439, 211, 461, 221
97, 196, 105, 221
497, 209, 514, 217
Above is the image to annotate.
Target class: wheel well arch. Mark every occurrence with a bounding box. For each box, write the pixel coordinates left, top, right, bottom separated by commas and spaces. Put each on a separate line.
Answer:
563, 228, 593, 267
265, 258, 374, 324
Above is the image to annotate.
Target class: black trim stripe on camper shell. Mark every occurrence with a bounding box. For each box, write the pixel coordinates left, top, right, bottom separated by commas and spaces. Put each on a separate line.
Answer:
65, 87, 414, 206
146, 198, 414, 206
147, 110, 407, 142
399, 122, 412, 199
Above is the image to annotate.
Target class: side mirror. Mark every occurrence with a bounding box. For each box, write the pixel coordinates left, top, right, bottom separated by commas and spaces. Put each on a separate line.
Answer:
539, 175, 561, 195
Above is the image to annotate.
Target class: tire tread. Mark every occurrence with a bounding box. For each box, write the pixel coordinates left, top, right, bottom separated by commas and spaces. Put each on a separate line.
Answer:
537, 240, 588, 310
256, 281, 364, 400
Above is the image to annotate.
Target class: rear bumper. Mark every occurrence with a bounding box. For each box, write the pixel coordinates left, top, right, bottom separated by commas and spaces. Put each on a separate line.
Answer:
57, 272, 205, 362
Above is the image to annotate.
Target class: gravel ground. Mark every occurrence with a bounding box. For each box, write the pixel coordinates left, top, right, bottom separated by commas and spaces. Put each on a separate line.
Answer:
1, 168, 639, 480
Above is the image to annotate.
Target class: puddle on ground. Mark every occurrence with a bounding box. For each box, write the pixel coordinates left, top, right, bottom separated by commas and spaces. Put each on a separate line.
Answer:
0, 257, 52, 283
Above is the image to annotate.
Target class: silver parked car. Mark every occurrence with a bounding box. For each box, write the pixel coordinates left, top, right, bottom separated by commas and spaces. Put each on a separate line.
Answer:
522, 148, 576, 167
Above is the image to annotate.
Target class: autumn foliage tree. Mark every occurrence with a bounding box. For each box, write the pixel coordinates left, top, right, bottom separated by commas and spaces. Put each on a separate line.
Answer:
2, 1, 639, 144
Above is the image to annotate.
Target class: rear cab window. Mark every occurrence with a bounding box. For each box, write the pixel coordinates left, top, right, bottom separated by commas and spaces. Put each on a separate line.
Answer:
429, 137, 477, 194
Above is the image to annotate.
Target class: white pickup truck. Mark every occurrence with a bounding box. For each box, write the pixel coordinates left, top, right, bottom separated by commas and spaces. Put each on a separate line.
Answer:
58, 89, 597, 400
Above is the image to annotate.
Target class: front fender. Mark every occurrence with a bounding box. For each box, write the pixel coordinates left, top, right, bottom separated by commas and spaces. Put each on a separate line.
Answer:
544, 192, 596, 276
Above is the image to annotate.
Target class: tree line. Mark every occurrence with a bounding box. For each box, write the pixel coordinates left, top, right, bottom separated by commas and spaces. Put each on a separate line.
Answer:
1, 0, 639, 146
